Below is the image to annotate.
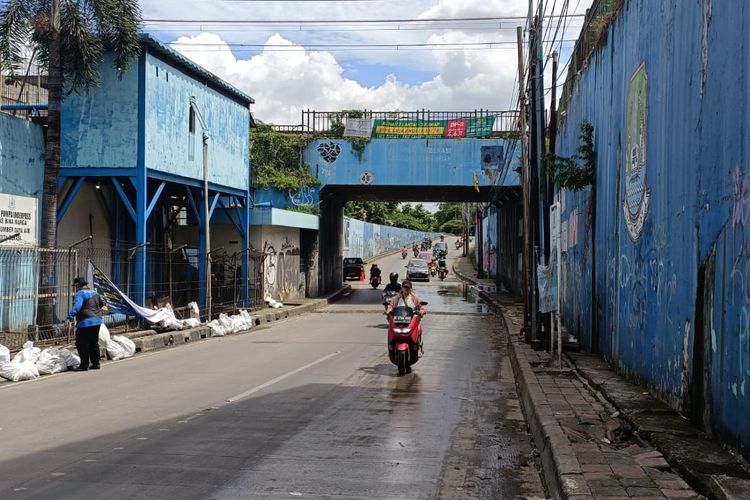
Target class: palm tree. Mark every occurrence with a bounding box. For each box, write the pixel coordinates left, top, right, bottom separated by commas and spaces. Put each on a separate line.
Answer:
0, 0, 141, 324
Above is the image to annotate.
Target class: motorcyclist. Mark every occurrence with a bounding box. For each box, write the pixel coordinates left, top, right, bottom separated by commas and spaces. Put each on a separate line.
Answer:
370, 263, 382, 281
383, 272, 401, 294
385, 280, 426, 317
437, 253, 448, 273
401, 245, 408, 257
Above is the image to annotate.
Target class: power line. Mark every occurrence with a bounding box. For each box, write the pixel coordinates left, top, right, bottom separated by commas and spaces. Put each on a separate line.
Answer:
170, 39, 578, 49
142, 14, 586, 25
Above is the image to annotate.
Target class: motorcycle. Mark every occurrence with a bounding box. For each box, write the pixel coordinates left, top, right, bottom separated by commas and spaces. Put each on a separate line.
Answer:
438, 266, 448, 280
387, 303, 427, 376
370, 274, 382, 289
455, 239, 463, 250
382, 289, 398, 311
401, 250, 408, 259
429, 261, 437, 277
413, 248, 419, 257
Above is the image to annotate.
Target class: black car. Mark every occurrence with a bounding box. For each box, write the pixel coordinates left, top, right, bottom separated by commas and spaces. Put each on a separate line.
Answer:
343, 257, 365, 280
405, 258, 430, 282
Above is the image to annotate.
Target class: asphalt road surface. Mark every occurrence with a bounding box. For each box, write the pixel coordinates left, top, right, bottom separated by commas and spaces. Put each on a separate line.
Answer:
0, 240, 546, 499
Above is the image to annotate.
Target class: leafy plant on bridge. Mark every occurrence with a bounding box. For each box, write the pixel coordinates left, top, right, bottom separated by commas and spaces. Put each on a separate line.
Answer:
546, 121, 596, 192
329, 109, 371, 161
251, 124, 321, 191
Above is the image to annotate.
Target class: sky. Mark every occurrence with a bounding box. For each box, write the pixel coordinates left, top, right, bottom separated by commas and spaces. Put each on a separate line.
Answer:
137, 0, 591, 126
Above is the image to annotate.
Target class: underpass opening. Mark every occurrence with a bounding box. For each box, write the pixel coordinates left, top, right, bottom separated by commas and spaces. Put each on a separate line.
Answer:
318, 184, 522, 295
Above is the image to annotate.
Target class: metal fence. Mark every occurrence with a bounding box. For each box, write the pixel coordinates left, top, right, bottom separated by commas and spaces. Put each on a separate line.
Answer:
0, 244, 266, 351
271, 109, 520, 136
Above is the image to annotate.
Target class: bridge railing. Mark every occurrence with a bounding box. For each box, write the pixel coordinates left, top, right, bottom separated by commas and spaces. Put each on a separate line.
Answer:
270, 109, 520, 136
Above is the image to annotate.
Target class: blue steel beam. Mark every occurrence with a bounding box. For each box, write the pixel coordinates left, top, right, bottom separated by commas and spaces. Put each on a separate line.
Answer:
185, 186, 202, 226
111, 179, 136, 221
240, 191, 250, 306
146, 181, 167, 220
57, 176, 86, 224
218, 197, 245, 239
148, 168, 247, 198
134, 51, 148, 307
209, 192, 221, 219
60, 167, 138, 178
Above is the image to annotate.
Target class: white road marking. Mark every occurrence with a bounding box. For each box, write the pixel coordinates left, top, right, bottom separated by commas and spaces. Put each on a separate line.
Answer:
226, 352, 340, 403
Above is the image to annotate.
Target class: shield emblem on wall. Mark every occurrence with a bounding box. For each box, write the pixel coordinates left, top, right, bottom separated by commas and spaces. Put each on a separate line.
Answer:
623, 63, 650, 241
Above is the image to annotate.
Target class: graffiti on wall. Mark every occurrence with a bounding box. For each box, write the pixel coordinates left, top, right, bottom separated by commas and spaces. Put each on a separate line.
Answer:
623, 63, 651, 241
262, 237, 303, 301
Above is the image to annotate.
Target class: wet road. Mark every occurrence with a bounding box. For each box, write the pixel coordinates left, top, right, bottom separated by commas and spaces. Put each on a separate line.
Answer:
0, 245, 545, 499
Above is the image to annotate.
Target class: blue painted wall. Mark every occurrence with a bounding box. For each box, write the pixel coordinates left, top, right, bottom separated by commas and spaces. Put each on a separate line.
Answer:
60, 49, 250, 191
144, 52, 250, 189
556, 0, 750, 459
0, 114, 45, 333
305, 138, 520, 188
61, 54, 140, 169
343, 216, 434, 260
0, 113, 45, 198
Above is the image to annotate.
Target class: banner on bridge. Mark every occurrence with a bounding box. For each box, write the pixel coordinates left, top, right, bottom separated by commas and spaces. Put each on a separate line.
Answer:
372, 116, 495, 138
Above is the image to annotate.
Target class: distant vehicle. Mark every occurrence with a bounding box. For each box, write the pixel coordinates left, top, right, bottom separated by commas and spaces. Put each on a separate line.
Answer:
343, 257, 365, 280
418, 251, 433, 264
432, 241, 448, 257
405, 258, 430, 282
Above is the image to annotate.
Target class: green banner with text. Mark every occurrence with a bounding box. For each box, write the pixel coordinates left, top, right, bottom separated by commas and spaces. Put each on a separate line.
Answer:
372, 116, 495, 138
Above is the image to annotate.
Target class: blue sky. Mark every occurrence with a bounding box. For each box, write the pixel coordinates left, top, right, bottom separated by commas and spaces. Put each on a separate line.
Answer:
135, 0, 589, 125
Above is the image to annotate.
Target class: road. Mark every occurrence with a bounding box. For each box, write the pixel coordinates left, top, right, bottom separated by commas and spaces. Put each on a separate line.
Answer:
0, 240, 546, 499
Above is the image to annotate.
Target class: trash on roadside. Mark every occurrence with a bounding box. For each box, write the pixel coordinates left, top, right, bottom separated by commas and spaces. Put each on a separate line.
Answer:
208, 310, 253, 337
58, 348, 81, 369
265, 296, 283, 308
0, 360, 40, 382
0, 343, 9, 364
36, 348, 68, 375
98, 323, 111, 347
12, 341, 41, 364
112, 335, 136, 358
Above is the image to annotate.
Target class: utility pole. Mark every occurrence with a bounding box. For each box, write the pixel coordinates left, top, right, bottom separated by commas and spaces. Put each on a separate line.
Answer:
527, 8, 545, 349
517, 26, 531, 338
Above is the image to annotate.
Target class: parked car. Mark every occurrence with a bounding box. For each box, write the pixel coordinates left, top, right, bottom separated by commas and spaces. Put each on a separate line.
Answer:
343, 257, 365, 280
405, 258, 430, 282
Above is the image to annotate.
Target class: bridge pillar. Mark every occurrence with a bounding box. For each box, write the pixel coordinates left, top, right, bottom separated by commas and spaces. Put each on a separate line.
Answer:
319, 194, 344, 294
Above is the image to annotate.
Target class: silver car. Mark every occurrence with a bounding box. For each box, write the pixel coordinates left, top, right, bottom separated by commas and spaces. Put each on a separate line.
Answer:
405, 258, 430, 282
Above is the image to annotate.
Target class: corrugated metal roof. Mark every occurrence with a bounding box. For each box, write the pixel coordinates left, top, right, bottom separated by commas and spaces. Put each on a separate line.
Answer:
140, 33, 255, 106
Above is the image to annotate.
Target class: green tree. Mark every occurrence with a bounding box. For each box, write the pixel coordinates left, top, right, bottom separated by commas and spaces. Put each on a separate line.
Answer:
251, 126, 319, 190
0, 0, 141, 322
433, 202, 464, 232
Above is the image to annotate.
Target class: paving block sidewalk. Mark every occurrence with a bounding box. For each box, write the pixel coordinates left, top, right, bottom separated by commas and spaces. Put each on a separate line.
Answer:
452, 257, 702, 500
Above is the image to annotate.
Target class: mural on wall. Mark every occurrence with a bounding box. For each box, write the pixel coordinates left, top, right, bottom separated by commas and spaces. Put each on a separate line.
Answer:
623, 63, 650, 241
481, 209, 497, 278
261, 237, 304, 302
342, 216, 434, 260
480, 145, 504, 185
288, 185, 320, 208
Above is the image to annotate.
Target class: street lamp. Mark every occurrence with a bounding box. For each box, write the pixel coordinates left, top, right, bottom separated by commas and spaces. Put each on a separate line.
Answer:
189, 97, 212, 321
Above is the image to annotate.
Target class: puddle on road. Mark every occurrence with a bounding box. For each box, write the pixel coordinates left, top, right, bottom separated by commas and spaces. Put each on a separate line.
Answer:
426, 283, 488, 314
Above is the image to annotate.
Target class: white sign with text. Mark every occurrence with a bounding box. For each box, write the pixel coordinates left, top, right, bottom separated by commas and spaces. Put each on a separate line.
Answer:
0, 193, 37, 245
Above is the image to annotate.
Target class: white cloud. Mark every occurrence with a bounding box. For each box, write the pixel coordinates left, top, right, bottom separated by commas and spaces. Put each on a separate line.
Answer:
172, 31, 521, 124
151, 0, 588, 125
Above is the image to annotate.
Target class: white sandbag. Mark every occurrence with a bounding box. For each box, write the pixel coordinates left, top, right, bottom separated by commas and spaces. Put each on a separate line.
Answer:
106, 339, 127, 360
208, 319, 227, 337
98, 323, 111, 347
111, 335, 136, 358
0, 361, 40, 382
218, 313, 232, 329
58, 348, 80, 369
230, 315, 247, 333
12, 341, 40, 364
188, 301, 200, 319
36, 348, 68, 375
183, 318, 201, 328
240, 309, 253, 324
0, 344, 9, 364
158, 303, 185, 330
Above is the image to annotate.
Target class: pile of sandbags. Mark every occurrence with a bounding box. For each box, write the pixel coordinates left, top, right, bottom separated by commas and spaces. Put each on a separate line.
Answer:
208, 310, 254, 337
99, 324, 136, 361
157, 303, 204, 331
0, 341, 80, 382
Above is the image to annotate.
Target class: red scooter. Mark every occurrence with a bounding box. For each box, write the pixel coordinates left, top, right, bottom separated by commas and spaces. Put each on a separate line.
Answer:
387, 303, 427, 375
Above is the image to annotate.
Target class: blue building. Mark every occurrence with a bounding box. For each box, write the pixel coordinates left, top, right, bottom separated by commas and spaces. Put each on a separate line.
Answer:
59, 34, 254, 313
